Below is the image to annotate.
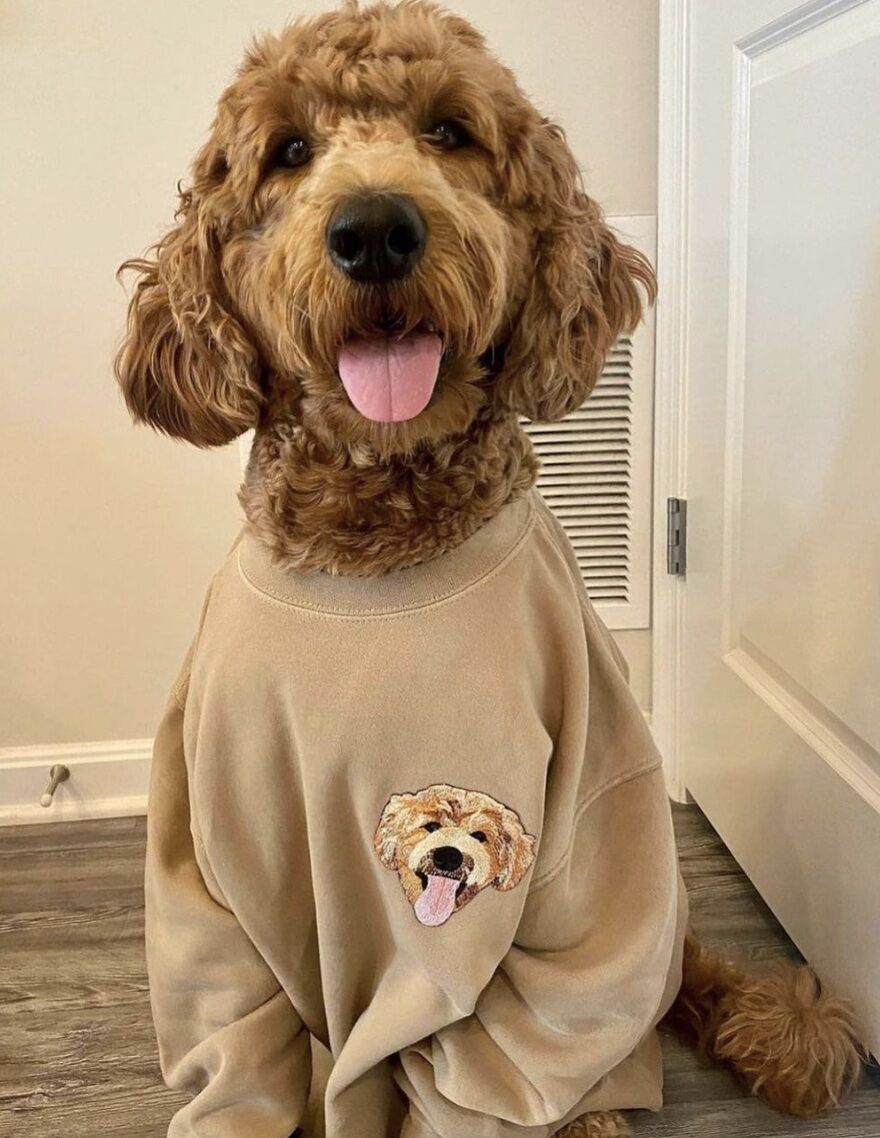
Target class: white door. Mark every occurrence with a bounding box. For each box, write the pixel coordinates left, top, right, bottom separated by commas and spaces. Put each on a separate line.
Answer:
670, 0, 880, 1052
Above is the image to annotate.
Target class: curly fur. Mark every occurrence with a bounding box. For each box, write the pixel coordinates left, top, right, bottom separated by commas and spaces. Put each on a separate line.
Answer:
115, 0, 651, 575
666, 932, 865, 1116
241, 402, 538, 573
115, 0, 865, 1127
556, 1113, 630, 1138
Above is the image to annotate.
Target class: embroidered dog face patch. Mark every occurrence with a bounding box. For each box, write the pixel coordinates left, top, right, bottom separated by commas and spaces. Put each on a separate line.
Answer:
374, 784, 536, 926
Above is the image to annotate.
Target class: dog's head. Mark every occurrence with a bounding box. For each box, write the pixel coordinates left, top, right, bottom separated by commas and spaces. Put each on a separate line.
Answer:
374, 783, 536, 926
116, 1, 654, 457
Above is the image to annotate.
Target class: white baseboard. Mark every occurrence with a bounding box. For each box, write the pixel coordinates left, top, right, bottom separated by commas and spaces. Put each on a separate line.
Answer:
0, 739, 151, 827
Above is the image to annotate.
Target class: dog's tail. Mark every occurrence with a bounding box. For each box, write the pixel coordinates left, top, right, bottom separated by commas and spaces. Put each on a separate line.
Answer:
664, 931, 866, 1116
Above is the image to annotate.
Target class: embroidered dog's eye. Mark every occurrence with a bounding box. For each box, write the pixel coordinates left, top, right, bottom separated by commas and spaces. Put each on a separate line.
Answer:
424, 120, 470, 151
423, 821, 442, 833
471, 830, 488, 843
276, 136, 312, 169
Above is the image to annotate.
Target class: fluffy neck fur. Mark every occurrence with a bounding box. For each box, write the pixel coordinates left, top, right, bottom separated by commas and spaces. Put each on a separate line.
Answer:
241, 409, 539, 576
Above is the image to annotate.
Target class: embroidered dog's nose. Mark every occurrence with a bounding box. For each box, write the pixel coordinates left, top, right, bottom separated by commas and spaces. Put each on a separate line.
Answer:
327, 193, 427, 283
432, 846, 464, 873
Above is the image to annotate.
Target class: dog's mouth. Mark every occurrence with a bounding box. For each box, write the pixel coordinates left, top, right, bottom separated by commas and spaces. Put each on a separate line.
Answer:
414, 867, 468, 927
337, 325, 444, 423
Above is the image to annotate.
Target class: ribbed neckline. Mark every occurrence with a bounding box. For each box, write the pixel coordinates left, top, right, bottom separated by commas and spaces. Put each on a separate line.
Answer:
237, 492, 536, 617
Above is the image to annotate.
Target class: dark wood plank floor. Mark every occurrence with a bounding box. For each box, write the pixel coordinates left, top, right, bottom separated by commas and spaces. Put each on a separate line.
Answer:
1, 806, 877, 1138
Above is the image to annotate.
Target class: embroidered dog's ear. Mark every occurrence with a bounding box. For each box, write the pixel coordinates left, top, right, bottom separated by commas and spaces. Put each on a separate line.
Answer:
114, 140, 263, 447
494, 807, 536, 891
500, 120, 655, 423
374, 795, 407, 869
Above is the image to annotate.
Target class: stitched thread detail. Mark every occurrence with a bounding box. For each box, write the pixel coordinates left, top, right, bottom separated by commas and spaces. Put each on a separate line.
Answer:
535, 507, 595, 618
235, 497, 536, 621
167, 580, 217, 711
170, 675, 189, 711
527, 760, 663, 893
375, 783, 536, 927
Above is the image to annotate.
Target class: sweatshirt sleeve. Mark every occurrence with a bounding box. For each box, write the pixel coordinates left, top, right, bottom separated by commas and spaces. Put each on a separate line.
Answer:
395, 763, 686, 1138
145, 676, 312, 1138
393, 559, 688, 1138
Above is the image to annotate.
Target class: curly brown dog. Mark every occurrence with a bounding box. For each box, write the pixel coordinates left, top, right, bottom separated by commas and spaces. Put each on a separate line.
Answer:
117, 3, 864, 1135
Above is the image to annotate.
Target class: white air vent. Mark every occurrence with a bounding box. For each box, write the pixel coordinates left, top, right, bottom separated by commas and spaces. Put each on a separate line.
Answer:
523, 216, 655, 630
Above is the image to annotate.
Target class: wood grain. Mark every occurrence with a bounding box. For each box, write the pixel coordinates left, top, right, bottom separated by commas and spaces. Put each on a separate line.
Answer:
1, 807, 877, 1137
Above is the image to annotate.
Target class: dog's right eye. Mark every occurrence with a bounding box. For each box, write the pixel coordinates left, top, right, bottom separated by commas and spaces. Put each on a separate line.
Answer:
423, 821, 442, 833
275, 136, 312, 169
423, 120, 470, 151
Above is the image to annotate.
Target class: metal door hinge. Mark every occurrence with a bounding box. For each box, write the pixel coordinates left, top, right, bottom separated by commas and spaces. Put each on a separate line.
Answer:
666, 497, 687, 576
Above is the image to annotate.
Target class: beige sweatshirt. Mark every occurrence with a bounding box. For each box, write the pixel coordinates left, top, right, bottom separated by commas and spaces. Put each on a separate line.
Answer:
146, 491, 687, 1138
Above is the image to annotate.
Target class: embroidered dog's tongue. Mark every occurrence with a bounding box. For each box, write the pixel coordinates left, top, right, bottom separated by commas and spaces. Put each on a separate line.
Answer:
338, 332, 442, 422
414, 874, 459, 927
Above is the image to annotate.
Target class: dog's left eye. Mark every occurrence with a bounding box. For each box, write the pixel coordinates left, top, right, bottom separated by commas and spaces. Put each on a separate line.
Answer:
424, 120, 470, 151
275, 136, 312, 169
470, 830, 488, 843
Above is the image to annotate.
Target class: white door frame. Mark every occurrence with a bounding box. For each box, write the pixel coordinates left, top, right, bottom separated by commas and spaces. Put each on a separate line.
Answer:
651, 0, 690, 803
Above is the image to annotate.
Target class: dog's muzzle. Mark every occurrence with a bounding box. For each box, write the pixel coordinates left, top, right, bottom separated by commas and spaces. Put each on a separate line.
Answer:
414, 847, 474, 927
327, 193, 444, 425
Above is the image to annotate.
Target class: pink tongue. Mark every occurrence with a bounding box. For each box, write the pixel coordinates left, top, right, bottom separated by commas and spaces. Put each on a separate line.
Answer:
414, 875, 459, 927
337, 332, 443, 422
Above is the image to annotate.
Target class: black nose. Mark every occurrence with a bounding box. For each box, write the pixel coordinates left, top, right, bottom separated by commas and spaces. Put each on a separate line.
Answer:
432, 846, 463, 873
326, 193, 427, 283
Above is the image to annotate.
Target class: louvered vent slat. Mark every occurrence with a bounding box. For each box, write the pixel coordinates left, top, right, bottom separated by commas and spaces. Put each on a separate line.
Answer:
519, 222, 654, 628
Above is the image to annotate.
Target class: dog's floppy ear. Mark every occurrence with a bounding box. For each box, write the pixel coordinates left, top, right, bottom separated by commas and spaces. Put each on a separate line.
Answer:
494, 807, 536, 891
500, 121, 655, 423
374, 795, 408, 869
114, 140, 263, 447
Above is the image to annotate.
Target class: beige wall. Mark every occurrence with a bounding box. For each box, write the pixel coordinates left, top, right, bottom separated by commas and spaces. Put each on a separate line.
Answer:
0, 1, 657, 748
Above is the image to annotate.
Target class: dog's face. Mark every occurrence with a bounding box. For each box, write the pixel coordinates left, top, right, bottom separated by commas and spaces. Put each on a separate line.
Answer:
375, 784, 536, 926
116, 1, 653, 456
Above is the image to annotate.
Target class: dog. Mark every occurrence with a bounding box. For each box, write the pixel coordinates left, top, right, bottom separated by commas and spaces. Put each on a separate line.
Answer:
116, 3, 864, 1136
374, 784, 536, 926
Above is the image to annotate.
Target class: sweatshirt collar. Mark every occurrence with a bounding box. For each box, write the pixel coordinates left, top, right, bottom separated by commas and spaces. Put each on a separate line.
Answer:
237, 491, 535, 616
